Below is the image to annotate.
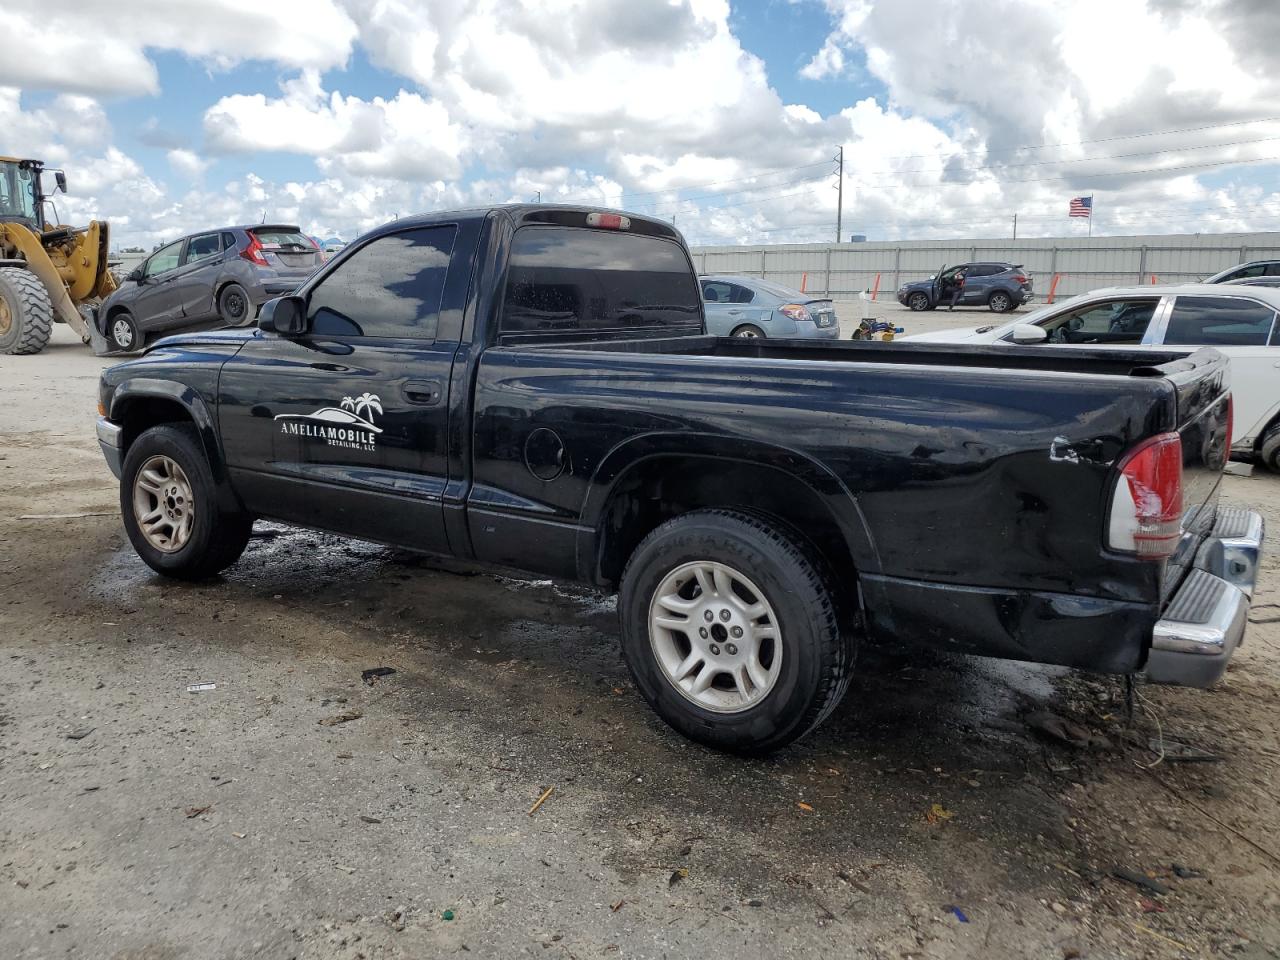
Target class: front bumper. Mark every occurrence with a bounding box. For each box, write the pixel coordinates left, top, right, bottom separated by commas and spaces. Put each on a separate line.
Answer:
97, 417, 123, 479
1146, 507, 1265, 687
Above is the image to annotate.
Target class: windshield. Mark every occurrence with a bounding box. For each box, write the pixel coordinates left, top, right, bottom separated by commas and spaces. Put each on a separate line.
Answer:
0, 162, 39, 222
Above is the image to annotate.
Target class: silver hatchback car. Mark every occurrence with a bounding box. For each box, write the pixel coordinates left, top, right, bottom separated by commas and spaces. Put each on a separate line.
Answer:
700, 275, 840, 339
97, 224, 322, 351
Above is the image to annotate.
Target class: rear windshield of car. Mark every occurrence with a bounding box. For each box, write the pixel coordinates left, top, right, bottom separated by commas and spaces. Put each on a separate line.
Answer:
748, 278, 811, 301
251, 228, 313, 250
500, 227, 701, 334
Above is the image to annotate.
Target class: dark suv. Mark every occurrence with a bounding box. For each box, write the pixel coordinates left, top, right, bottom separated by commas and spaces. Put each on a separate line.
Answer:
97, 224, 322, 352
896, 262, 1033, 312
1205, 260, 1280, 288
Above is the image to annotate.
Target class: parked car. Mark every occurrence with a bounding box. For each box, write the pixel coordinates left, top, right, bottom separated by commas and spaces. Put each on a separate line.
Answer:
96, 224, 323, 352
903, 283, 1280, 469
1205, 260, 1280, 289
96, 204, 1262, 754
896, 262, 1033, 312
321, 239, 348, 263
700, 275, 839, 338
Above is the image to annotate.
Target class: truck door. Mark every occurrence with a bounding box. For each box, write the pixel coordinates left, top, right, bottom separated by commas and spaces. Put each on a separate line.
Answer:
218, 224, 463, 554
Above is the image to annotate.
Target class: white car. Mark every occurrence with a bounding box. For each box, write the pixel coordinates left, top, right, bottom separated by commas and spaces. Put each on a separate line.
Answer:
905, 284, 1280, 468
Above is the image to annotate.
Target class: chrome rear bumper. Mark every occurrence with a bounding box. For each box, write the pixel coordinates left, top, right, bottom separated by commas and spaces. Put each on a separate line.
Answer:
1146, 508, 1264, 688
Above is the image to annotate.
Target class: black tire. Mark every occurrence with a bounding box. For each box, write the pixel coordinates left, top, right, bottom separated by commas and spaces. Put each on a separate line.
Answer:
619, 509, 854, 754
907, 292, 930, 312
107, 310, 141, 352
218, 283, 252, 327
120, 424, 252, 580
988, 291, 1014, 313
731, 324, 766, 339
1260, 421, 1280, 472
0, 266, 54, 355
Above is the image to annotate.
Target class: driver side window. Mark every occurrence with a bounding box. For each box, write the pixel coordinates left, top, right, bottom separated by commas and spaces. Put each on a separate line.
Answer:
1037, 298, 1159, 345
144, 240, 184, 278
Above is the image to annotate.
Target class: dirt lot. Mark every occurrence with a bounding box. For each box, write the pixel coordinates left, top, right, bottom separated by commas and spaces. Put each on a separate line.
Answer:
2, 318, 1278, 960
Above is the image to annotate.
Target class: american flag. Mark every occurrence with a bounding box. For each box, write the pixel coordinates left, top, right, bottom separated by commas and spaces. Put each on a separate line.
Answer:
1069, 196, 1093, 218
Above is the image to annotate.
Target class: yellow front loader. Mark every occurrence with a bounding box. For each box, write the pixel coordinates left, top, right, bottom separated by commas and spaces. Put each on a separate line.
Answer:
0, 156, 116, 354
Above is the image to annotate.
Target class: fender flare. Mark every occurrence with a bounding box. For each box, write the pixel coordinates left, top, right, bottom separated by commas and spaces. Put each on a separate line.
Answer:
576, 431, 882, 578
108, 378, 229, 486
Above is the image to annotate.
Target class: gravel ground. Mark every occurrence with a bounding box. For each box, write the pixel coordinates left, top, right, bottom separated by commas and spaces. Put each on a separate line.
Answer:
1, 322, 1277, 960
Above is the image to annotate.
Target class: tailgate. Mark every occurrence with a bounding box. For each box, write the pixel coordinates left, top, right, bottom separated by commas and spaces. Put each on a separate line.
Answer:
1157, 349, 1233, 597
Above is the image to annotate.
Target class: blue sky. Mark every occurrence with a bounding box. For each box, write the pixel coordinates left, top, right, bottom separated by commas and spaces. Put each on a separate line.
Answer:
6, 0, 1280, 249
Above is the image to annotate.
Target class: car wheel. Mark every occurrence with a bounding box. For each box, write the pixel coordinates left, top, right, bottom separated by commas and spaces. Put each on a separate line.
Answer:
988, 291, 1013, 313
731, 324, 766, 339
120, 423, 252, 580
619, 509, 854, 754
108, 311, 141, 352
907, 292, 930, 311
217, 283, 253, 327
1260, 421, 1280, 472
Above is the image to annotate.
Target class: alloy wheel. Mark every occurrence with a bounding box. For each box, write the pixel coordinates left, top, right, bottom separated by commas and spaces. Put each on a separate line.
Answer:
132, 455, 195, 553
648, 560, 782, 713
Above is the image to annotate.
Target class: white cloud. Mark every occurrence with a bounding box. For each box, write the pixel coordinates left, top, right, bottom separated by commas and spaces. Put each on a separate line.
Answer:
204, 71, 468, 181
1, 2, 357, 97
167, 149, 211, 179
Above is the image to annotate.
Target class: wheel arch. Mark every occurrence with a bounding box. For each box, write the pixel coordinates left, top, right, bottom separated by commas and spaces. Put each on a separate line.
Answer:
579, 433, 881, 592
109, 381, 230, 490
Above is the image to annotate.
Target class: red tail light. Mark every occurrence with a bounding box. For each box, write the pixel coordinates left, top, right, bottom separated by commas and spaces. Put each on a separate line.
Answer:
240, 234, 269, 266
1107, 432, 1183, 559
1013, 274, 1028, 284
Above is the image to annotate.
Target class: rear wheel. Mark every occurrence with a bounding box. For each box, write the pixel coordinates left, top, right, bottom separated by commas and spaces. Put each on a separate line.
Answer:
108, 311, 140, 352
1260, 422, 1280, 472
121, 424, 252, 580
619, 509, 854, 754
907, 292, 930, 312
731, 324, 765, 339
0, 267, 54, 355
988, 291, 1013, 313
217, 283, 252, 326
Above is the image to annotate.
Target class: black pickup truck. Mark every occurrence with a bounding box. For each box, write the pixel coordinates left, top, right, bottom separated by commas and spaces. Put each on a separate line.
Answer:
96, 205, 1264, 753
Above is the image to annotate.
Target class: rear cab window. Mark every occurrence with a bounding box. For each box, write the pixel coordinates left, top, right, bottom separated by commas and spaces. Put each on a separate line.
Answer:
500, 227, 701, 338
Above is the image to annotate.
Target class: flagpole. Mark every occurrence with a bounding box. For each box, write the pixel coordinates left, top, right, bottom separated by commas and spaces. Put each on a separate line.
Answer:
1088, 194, 1094, 238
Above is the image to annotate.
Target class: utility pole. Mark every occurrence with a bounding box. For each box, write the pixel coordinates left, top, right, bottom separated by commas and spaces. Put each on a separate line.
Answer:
834, 145, 844, 244
535, 190, 541, 203
1012, 213, 1017, 239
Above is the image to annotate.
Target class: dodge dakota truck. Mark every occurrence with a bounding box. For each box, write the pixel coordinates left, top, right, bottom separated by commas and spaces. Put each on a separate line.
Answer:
96, 205, 1264, 753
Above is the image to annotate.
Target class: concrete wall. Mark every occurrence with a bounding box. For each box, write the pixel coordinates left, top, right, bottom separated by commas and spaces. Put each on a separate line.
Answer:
690, 231, 1280, 300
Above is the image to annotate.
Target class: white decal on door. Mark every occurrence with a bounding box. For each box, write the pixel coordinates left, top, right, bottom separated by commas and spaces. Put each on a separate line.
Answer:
276, 393, 383, 451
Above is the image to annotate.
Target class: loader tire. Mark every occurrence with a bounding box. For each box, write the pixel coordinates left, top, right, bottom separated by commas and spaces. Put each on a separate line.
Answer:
0, 267, 54, 355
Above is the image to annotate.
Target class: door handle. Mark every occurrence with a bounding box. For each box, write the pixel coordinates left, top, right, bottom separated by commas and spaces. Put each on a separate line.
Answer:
727, 309, 741, 315
403, 379, 443, 406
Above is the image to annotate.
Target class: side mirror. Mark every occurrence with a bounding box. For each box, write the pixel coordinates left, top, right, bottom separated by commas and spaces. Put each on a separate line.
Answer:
55, 171, 68, 193
1008, 323, 1047, 345
259, 295, 307, 335
126, 266, 144, 283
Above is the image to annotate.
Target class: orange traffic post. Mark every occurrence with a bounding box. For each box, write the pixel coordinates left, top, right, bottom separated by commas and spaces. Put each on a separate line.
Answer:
1047, 273, 1061, 304
1150, 274, 1158, 284
870, 273, 881, 301
800, 272, 808, 292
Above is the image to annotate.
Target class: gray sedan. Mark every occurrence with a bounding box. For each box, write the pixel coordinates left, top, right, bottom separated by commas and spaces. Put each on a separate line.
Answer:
701, 275, 840, 339
97, 224, 322, 352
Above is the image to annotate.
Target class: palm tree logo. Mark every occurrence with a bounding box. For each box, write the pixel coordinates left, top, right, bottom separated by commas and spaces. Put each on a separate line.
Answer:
353, 392, 383, 425
340, 396, 356, 413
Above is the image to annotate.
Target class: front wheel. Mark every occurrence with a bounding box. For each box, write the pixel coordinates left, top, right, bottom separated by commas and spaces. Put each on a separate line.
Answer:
121, 424, 252, 580
108, 311, 140, 352
988, 291, 1013, 313
218, 283, 253, 327
619, 509, 854, 754
907, 292, 930, 311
